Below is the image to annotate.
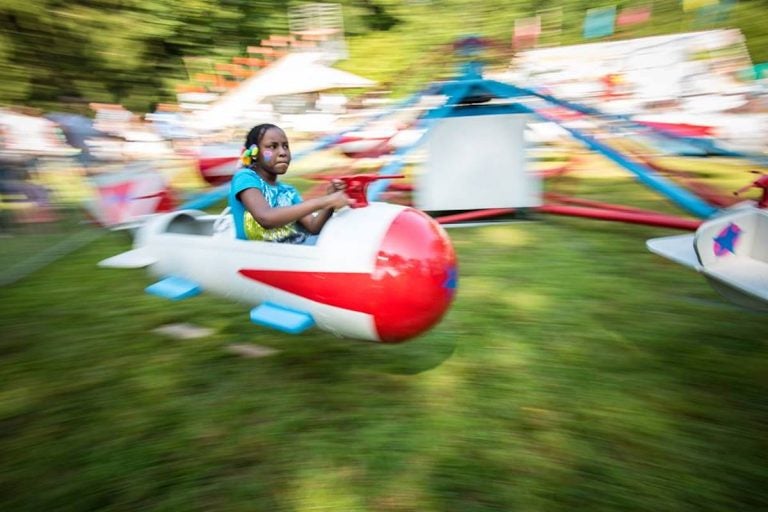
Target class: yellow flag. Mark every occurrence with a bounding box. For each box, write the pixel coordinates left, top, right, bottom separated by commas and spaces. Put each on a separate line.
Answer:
683, 0, 718, 12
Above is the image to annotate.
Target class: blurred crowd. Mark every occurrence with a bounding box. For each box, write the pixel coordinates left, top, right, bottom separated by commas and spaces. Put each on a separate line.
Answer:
0, 88, 394, 231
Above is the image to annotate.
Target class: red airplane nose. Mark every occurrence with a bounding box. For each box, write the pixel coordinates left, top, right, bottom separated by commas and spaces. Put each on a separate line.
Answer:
370, 208, 457, 343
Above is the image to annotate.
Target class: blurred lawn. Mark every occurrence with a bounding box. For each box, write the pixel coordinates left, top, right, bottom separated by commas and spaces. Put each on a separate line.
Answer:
1, 159, 767, 511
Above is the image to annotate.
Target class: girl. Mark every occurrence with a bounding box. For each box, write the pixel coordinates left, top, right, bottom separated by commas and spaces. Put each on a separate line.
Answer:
228, 124, 352, 243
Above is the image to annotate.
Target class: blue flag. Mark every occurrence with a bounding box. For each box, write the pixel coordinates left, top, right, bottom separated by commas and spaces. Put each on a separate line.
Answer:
584, 6, 616, 39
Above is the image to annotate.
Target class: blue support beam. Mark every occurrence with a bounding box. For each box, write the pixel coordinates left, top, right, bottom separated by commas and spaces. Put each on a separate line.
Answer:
532, 109, 718, 218
522, 86, 768, 165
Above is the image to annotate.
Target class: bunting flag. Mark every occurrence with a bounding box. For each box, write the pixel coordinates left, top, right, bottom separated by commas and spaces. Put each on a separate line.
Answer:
754, 63, 768, 80
583, 6, 617, 39
617, 5, 651, 26
682, 0, 718, 12
513, 16, 541, 49
717, 0, 736, 22
694, 0, 735, 25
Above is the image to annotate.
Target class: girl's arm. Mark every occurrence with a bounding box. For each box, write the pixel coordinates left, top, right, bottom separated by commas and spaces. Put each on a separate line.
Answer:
298, 205, 335, 235
239, 187, 351, 231
298, 179, 349, 234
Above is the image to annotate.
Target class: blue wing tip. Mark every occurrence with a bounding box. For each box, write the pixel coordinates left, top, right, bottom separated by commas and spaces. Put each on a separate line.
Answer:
146, 276, 202, 301
250, 302, 315, 334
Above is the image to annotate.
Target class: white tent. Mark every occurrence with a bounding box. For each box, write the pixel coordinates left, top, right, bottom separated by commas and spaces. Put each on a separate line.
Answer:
508, 29, 753, 107
191, 52, 376, 132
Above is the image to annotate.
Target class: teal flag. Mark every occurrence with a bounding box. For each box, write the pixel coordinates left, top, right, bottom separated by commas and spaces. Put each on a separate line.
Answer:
695, 0, 736, 26
755, 63, 768, 80
583, 6, 617, 39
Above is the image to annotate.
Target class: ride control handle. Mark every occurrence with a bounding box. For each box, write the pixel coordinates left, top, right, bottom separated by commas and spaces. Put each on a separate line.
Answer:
734, 172, 768, 209
332, 174, 405, 208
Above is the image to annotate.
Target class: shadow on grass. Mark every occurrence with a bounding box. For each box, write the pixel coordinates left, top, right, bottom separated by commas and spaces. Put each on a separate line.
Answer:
219, 318, 459, 378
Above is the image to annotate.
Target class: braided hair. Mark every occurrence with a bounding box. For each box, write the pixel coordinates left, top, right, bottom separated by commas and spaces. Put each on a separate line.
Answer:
244, 123, 279, 150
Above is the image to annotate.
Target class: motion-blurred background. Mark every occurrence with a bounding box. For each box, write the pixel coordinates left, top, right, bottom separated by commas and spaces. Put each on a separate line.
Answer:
2, 1, 767, 511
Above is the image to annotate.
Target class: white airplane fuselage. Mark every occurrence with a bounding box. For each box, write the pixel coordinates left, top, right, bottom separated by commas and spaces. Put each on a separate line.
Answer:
101, 202, 458, 342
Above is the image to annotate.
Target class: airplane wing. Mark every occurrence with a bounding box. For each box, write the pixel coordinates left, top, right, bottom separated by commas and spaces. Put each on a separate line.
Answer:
646, 234, 701, 270
98, 248, 157, 269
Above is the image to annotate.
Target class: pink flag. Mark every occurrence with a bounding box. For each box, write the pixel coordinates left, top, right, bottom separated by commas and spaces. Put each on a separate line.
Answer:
513, 16, 541, 49
617, 5, 651, 26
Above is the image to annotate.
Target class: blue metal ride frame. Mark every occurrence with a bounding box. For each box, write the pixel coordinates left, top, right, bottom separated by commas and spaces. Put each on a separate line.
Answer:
366, 67, 532, 201
183, 60, 729, 220
490, 80, 718, 218
369, 67, 718, 219
367, 81, 477, 201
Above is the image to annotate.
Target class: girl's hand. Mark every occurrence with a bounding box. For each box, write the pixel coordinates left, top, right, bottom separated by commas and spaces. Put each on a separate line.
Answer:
326, 178, 346, 194
325, 190, 354, 210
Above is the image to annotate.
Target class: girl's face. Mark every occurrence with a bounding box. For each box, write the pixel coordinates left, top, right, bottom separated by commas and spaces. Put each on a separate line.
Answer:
256, 127, 291, 178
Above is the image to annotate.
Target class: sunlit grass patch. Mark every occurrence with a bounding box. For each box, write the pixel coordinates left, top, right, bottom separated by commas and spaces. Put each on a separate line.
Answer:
291, 464, 367, 511
477, 225, 535, 248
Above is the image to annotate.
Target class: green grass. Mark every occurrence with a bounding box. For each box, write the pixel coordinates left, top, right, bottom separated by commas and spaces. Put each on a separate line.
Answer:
1, 169, 767, 511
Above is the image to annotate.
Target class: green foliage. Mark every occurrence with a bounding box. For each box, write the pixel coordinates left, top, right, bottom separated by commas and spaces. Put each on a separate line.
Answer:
0, 0, 291, 111
1, 0, 767, 110
0, 33, 31, 102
